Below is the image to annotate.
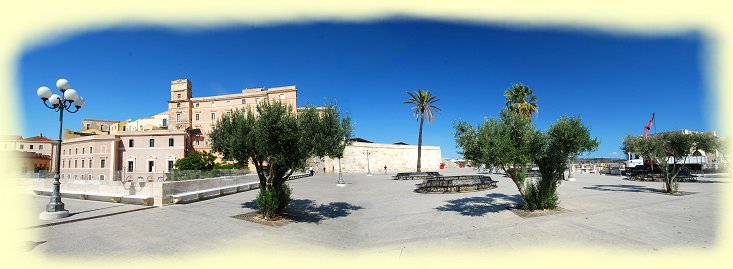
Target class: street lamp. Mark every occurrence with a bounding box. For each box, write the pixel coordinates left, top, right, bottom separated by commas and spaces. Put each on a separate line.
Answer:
363, 150, 372, 176
337, 157, 346, 187
37, 78, 85, 220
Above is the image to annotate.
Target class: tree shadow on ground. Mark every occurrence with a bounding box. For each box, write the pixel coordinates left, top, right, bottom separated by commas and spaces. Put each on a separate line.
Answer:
435, 193, 522, 217
241, 199, 364, 224
583, 184, 663, 193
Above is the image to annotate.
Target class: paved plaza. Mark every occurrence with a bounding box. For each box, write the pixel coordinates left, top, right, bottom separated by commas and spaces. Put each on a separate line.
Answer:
21, 168, 728, 258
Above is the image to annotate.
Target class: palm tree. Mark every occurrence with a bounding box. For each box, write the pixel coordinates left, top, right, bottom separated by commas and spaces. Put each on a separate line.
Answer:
404, 90, 441, 172
504, 83, 538, 120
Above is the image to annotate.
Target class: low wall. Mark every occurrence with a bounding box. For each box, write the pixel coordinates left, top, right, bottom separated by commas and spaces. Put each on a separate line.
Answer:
33, 174, 264, 207
320, 142, 442, 173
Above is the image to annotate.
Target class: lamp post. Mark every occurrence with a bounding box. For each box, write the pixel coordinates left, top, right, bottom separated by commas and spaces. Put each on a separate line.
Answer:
363, 150, 372, 176
337, 157, 345, 186
37, 79, 85, 220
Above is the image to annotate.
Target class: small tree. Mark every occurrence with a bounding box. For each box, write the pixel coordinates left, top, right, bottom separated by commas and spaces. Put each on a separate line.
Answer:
455, 110, 597, 210
622, 131, 719, 193
455, 109, 544, 201
174, 150, 216, 170
209, 101, 352, 218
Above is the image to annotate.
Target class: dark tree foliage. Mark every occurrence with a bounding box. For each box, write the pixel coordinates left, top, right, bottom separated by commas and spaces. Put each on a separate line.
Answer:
455, 109, 597, 210
209, 101, 352, 217
174, 150, 216, 171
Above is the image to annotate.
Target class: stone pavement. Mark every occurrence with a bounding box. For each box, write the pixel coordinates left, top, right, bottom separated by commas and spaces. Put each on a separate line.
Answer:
20, 168, 729, 259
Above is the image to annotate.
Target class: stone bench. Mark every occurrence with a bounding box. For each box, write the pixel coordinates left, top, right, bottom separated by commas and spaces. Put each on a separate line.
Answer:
170, 181, 260, 204
415, 175, 497, 193
33, 189, 153, 205
393, 172, 442, 180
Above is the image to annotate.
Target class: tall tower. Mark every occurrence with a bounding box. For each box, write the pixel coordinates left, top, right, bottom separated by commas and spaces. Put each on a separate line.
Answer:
168, 79, 193, 130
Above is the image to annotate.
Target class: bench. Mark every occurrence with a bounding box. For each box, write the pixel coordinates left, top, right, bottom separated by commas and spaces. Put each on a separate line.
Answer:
393, 172, 442, 180
170, 181, 259, 204
415, 175, 497, 193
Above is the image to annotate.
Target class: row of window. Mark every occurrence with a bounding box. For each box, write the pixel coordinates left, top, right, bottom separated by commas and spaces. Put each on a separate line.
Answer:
63, 146, 96, 155
126, 160, 175, 173
127, 138, 176, 148
62, 158, 106, 169
175, 95, 286, 110
60, 174, 105, 180
10, 144, 45, 150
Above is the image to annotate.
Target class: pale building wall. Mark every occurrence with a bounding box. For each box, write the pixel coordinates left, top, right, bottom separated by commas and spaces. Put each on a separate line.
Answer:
1, 135, 57, 172
59, 135, 118, 181
321, 142, 442, 174
165, 78, 298, 152
127, 112, 168, 132
81, 119, 120, 132
117, 130, 188, 182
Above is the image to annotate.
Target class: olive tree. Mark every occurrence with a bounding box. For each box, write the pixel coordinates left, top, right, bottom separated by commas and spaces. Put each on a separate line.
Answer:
622, 131, 719, 193
455, 109, 597, 210
209, 101, 352, 218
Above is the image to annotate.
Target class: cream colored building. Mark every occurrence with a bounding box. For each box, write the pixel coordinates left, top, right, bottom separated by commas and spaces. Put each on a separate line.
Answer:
58, 130, 189, 182
126, 112, 169, 132
320, 140, 443, 173
166, 79, 297, 151
1, 134, 57, 173
117, 130, 189, 182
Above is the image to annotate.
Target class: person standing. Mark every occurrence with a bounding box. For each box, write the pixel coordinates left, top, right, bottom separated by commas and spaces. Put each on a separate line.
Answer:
309, 166, 314, 176
384, 165, 387, 174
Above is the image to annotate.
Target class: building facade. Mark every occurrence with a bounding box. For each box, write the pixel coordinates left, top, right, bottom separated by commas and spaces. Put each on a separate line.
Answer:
58, 130, 189, 182
166, 79, 298, 151
1, 134, 57, 173
321, 140, 443, 173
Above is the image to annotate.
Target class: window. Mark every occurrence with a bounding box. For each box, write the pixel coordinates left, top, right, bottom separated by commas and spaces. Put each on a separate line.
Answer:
81, 160, 85, 168
177, 93, 181, 99
75, 148, 78, 154
82, 148, 85, 154
101, 159, 105, 168
195, 103, 200, 108
123, 126, 127, 131
129, 139, 134, 147
162, 119, 168, 127
279, 94, 285, 100
75, 160, 77, 168
148, 161, 154, 172
39, 145, 43, 150
176, 113, 181, 121
127, 161, 134, 172
177, 103, 181, 108
101, 125, 105, 130
30, 145, 34, 149
100, 175, 105, 180
169, 138, 174, 147
195, 113, 200, 121
89, 147, 93, 154
211, 112, 216, 121
19, 145, 24, 149
86, 123, 90, 129
62, 160, 65, 168
149, 139, 155, 147
241, 99, 246, 104
168, 160, 174, 172
226, 100, 231, 105
226, 111, 232, 117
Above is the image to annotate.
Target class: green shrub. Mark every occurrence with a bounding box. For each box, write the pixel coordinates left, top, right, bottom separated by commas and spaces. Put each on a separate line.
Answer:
523, 179, 559, 211
256, 184, 292, 219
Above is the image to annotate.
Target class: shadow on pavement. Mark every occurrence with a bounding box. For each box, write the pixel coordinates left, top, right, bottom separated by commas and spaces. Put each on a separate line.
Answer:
241, 199, 364, 224
583, 184, 663, 193
25, 241, 46, 251
435, 193, 522, 217
68, 205, 125, 217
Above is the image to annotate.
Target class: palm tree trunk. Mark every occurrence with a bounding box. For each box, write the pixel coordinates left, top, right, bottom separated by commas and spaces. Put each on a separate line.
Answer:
417, 114, 424, 172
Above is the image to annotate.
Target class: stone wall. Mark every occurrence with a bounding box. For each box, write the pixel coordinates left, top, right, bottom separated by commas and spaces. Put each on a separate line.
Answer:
318, 142, 442, 174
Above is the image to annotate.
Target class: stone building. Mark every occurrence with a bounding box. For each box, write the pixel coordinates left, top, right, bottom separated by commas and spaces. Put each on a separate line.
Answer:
320, 139, 442, 174
166, 78, 297, 151
58, 130, 189, 182
1, 134, 57, 173
81, 119, 121, 133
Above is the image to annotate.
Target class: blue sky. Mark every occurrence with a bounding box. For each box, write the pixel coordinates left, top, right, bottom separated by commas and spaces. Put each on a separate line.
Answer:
17, 19, 715, 159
